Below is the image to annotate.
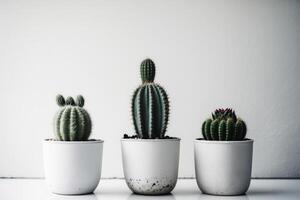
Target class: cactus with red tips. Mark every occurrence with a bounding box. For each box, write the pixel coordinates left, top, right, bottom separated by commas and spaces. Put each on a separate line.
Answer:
202, 109, 247, 141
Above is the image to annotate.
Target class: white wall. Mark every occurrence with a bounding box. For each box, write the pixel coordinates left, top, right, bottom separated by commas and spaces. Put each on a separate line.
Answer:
0, 0, 300, 178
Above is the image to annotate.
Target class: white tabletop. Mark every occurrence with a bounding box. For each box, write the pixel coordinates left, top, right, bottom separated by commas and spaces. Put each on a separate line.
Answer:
0, 179, 299, 200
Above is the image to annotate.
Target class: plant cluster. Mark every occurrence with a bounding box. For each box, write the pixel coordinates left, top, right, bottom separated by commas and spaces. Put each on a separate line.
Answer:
54, 95, 92, 141
202, 108, 247, 141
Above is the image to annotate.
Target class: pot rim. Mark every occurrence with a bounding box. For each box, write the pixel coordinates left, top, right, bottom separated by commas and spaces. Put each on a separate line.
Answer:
121, 138, 181, 142
44, 139, 104, 144
194, 138, 253, 144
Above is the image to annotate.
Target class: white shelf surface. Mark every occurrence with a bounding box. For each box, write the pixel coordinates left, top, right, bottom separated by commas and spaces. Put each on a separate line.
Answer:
0, 179, 299, 200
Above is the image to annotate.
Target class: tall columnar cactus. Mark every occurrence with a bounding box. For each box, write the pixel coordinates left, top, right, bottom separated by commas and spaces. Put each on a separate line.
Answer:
202, 108, 247, 141
54, 95, 92, 141
131, 58, 169, 139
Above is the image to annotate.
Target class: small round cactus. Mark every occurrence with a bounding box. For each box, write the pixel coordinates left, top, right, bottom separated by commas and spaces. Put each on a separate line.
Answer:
54, 95, 92, 141
202, 108, 247, 141
132, 58, 169, 139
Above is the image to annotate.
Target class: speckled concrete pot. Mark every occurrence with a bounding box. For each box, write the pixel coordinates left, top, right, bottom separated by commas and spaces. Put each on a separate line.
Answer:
43, 140, 104, 195
194, 139, 253, 196
121, 138, 180, 195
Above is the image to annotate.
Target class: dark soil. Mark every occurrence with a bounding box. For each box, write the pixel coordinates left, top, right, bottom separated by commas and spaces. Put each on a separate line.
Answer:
196, 138, 252, 141
45, 138, 98, 141
123, 134, 178, 139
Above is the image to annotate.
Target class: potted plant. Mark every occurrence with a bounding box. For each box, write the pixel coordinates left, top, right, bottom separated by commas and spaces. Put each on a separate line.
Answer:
194, 108, 253, 196
121, 58, 181, 195
43, 95, 104, 195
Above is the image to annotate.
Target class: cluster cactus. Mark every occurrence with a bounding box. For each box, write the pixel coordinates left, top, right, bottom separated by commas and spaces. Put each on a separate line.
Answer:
131, 58, 170, 139
202, 108, 247, 141
54, 94, 92, 141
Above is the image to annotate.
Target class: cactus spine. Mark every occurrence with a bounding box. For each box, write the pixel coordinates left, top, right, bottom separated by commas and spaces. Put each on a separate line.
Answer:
132, 58, 169, 139
54, 95, 92, 141
202, 108, 247, 141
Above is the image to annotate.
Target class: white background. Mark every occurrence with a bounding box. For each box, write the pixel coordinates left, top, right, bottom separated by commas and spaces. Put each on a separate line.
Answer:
0, 0, 299, 178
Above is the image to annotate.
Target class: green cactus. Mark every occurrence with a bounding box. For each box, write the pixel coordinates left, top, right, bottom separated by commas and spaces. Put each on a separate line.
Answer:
202, 108, 247, 141
131, 58, 169, 139
54, 95, 92, 141
140, 58, 156, 83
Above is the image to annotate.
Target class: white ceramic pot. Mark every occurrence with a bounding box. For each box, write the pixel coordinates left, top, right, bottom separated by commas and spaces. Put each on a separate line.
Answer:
121, 138, 180, 195
194, 139, 253, 196
43, 140, 104, 195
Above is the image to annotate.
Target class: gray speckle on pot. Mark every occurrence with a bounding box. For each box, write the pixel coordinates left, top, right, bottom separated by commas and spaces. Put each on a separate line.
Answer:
126, 177, 176, 195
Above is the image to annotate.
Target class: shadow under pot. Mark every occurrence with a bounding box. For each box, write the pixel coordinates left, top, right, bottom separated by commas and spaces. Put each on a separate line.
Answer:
121, 138, 180, 195
194, 139, 253, 196
43, 140, 104, 195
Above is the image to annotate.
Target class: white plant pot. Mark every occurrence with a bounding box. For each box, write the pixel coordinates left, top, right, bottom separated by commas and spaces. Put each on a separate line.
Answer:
121, 138, 180, 195
194, 139, 253, 196
43, 140, 104, 195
